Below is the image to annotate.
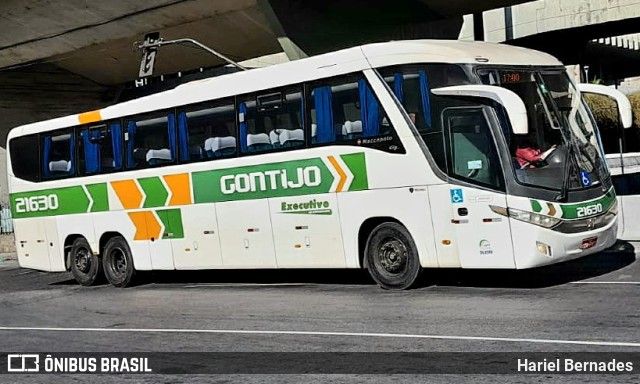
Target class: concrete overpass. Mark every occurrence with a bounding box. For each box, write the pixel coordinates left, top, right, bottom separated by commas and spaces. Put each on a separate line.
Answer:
459, 0, 640, 82
1, 0, 639, 204
0, 0, 530, 85
0, 0, 533, 203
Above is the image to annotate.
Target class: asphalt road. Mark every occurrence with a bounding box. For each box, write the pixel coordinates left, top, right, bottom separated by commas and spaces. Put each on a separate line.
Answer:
0, 241, 639, 383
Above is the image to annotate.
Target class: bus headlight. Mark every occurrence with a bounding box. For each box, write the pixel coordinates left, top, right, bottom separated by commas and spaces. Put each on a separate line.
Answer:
490, 206, 561, 228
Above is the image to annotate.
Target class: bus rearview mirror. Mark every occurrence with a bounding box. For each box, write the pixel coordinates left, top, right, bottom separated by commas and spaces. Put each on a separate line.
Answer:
431, 85, 528, 135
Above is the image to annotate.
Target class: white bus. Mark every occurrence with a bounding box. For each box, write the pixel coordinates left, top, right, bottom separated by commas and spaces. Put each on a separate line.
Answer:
7, 40, 618, 289
578, 84, 638, 240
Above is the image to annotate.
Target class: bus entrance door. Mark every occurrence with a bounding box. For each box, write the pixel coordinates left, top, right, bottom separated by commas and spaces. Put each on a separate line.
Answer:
439, 106, 516, 268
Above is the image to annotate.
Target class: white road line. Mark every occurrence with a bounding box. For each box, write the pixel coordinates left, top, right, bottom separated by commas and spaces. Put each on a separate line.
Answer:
570, 281, 640, 284
184, 283, 310, 288
0, 326, 638, 348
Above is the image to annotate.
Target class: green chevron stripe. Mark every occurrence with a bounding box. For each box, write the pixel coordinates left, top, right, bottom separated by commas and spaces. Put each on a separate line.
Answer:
138, 177, 168, 208
156, 209, 184, 239
86, 183, 109, 212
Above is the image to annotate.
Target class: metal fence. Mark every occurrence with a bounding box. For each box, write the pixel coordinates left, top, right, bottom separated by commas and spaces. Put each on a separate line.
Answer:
0, 206, 13, 234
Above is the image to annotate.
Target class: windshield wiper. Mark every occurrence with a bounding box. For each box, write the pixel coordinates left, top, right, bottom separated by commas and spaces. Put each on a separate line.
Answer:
555, 144, 573, 202
577, 142, 609, 193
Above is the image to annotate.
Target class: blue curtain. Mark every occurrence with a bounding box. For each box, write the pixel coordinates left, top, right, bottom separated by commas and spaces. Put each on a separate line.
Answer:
168, 113, 177, 161
239, 103, 248, 152
42, 136, 52, 178
127, 121, 136, 168
358, 80, 380, 137
419, 70, 432, 129
300, 96, 305, 130
110, 123, 122, 169
68, 133, 75, 175
393, 73, 404, 102
314, 86, 334, 143
82, 130, 100, 173
178, 112, 189, 162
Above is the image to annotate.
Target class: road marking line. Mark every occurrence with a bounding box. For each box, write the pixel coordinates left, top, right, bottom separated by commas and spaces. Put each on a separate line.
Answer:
184, 283, 310, 288
570, 281, 640, 284
0, 327, 638, 347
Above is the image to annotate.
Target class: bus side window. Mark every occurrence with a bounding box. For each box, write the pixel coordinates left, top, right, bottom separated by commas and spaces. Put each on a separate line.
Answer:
179, 98, 237, 161
309, 74, 401, 152
239, 86, 304, 154
42, 129, 75, 180
78, 123, 123, 175
9, 134, 40, 182
126, 112, 176, 169
388, 71, 432, 133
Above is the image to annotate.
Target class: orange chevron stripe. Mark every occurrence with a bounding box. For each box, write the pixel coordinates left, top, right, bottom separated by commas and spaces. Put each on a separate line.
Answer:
111, 180, 143, 210
327, 156, 347, 192
128, 211, 162, 241
164, 173, 191, 206
547, 203, 556, 217
78, 110, 102, 124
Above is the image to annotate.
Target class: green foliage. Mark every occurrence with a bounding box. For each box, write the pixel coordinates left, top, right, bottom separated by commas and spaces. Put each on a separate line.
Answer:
629, 92, 640, 127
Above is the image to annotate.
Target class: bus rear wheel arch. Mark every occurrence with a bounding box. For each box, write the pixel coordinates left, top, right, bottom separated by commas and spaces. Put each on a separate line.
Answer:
69, 236, 103, 286
363, 221, 422, 290
102, 236, 136, 288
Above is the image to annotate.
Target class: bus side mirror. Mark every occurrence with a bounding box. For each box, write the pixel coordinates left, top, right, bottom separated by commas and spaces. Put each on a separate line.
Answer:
431, 85, 528, 134
577, 83, 633, 129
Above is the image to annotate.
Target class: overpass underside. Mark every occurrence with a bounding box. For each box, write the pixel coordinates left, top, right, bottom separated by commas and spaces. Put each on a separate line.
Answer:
0, 0, 532, 147
507, 16, 640, 82
0, 0, 638, 204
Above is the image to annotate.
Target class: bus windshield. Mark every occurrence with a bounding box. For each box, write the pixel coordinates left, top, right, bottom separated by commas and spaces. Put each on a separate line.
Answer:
478, 68, 609, 193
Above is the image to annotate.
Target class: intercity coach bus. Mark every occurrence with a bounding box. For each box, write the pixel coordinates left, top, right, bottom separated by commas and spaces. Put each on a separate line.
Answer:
7, 40, 618, 289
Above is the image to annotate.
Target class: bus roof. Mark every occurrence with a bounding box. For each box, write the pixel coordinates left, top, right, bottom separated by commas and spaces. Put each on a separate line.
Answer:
8, 40, 562, 141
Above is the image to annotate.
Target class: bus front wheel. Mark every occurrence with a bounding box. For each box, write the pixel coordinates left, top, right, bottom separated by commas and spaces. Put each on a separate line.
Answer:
365, 222, 422, 290
70, 237, 102, 286
102, 236, 136, 288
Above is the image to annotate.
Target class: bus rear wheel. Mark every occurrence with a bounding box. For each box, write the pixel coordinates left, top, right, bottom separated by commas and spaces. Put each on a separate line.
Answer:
70, 237, 102, 286
365, 222, 422, 290
102, 236, 136, 288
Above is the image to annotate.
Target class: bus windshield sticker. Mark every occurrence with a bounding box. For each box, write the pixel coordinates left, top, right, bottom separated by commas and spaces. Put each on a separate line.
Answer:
467, 160, 483, 170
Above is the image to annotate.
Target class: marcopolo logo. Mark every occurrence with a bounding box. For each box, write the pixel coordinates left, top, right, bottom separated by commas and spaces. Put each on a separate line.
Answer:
220, 166, 322, 194
281, 199, 332, 215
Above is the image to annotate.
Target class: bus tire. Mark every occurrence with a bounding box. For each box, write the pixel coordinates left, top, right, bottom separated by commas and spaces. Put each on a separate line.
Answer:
70, 237, 102, 286
364, 222, 422, 290
102, 236, 136, 288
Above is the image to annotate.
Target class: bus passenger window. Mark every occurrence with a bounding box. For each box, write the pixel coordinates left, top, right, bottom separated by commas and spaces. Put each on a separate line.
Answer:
42, 129, 75, 179
78, 123, 123, 175
126, 113, 176, 169
180, 99, 236, 161
239, 87, 304, 154
9, 134, 40, 182
309, 75, 398, 150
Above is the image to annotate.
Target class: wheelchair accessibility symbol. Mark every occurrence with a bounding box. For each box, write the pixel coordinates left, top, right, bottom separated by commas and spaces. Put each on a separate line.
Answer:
580, 171, 592, 187
450, 189, 464, 204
